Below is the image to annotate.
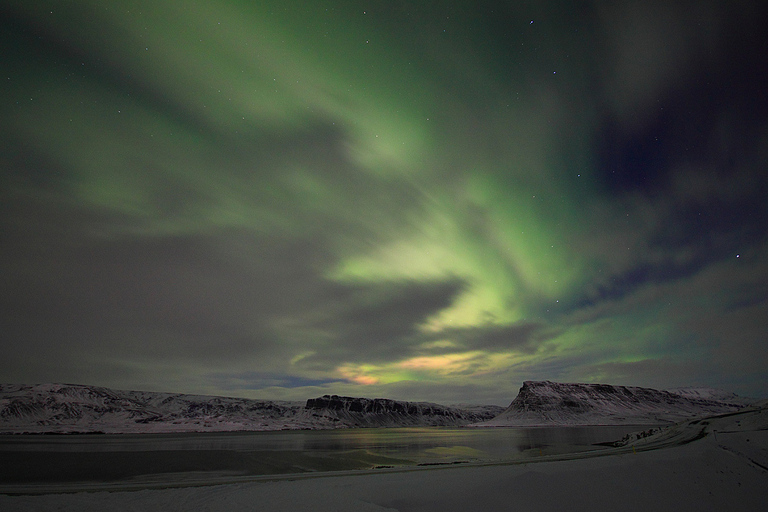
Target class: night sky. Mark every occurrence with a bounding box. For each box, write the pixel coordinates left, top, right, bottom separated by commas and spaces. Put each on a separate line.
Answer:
2, 1, 767, 404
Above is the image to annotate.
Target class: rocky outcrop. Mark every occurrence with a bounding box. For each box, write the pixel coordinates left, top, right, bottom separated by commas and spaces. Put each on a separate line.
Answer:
304, 395, 502, 427
479, 381, 747, 426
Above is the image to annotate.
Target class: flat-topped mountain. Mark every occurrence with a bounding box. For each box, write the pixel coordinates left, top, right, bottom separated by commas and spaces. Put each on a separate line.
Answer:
479, 381, 748, 426
304, 395, 502, 427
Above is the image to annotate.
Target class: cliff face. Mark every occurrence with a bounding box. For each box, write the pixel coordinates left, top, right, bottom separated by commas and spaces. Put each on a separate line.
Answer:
481, 381, 747, 426
304, 395, 502, 427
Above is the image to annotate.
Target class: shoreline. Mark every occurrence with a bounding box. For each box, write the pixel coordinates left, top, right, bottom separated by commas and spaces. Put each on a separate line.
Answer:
1, 407, 766, 511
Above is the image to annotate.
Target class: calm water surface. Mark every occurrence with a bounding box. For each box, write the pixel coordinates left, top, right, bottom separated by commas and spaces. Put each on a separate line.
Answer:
0, 426, 641, 485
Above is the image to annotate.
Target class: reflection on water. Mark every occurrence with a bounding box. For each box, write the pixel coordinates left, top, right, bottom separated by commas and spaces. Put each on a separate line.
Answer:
0, 426, 641, 484
0, 426, 638, 454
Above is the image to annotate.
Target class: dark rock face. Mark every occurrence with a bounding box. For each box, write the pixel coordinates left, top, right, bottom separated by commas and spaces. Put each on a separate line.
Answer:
485, 381, 747, 426
305, 395, 501, 427
511, 381, 742, 411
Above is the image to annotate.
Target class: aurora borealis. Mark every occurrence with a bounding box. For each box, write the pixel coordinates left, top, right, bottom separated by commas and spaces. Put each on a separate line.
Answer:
2, 1, 767, 404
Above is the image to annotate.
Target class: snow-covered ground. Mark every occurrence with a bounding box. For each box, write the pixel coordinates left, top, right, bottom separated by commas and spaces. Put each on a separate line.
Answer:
2, 405, 766, 511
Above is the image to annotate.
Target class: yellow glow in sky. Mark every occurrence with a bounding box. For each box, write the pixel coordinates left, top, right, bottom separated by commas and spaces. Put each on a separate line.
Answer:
337, 350, 517, 386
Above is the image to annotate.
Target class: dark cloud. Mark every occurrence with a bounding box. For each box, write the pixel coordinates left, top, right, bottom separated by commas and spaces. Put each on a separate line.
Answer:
432, 322, 557, 354
297, 278, 467, 366
206, 372, 343, 393
573, 358, 700, 392
1, 191, 341, 376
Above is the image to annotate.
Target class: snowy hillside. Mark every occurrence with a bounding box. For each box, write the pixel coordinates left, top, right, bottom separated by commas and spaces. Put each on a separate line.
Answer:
665, 386, 753, 404
0, 384, 501, 434
0, 383, 306, 433
478, 381, 748, 426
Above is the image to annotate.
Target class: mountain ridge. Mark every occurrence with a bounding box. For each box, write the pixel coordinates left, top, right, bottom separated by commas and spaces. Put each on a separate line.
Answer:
1, 381, 751, 433
0, 383, 502, 433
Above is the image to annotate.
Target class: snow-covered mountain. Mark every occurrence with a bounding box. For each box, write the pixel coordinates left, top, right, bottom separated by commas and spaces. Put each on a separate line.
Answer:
0, 383, 308, 433
1, 381, 749, 433
478, 381, 748, 427
0, 384, 502, 434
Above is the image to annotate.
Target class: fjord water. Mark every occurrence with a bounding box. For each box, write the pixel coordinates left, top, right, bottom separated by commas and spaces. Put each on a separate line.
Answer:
0, 426, 640, 486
